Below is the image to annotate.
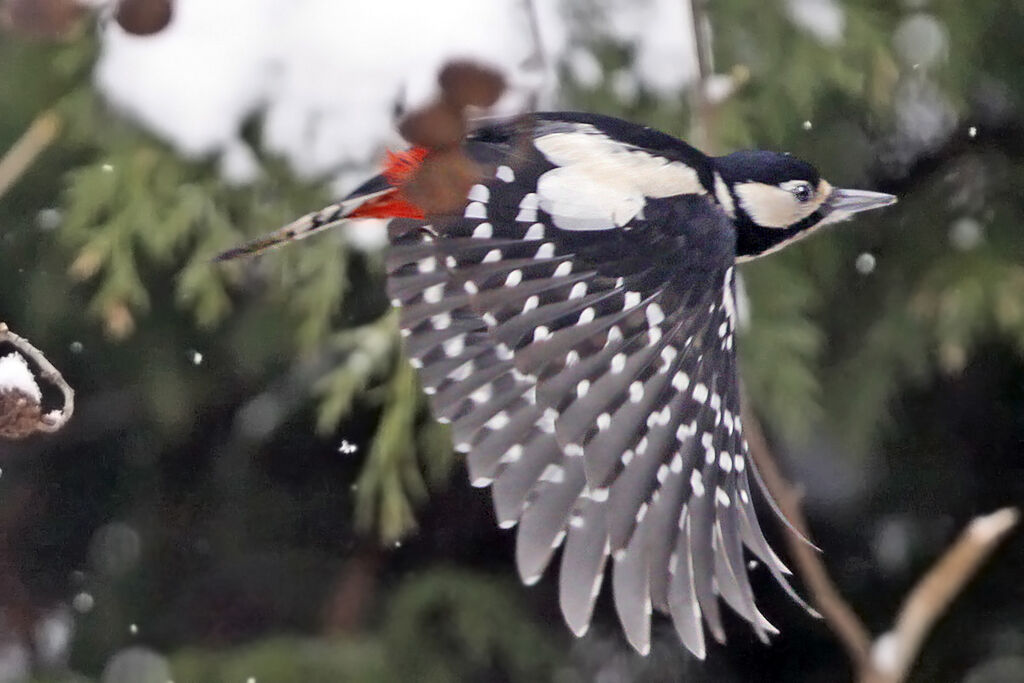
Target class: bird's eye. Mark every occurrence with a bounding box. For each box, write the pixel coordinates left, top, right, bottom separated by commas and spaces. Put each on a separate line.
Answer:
792, 183, 813, 203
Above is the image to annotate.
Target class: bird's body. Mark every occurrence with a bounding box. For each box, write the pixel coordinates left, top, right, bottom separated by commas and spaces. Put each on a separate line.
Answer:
217, 111, 895, 657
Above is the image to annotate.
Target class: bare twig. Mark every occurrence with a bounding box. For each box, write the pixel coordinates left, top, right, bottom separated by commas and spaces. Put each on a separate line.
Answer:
687, 0, 715, 152
743, 405, 1019, 683
521, 0, 548, 110
0, 322, 75, 435
0, 110, 62, 202
743, 407, 874, 672
865, 507, 1019, 683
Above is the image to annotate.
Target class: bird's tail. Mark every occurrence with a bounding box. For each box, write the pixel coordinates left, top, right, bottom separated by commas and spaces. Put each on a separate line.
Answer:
213, 148, 430, 262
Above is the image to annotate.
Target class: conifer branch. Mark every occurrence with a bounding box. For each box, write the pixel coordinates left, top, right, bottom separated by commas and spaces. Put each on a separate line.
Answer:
0, 109, 61, 202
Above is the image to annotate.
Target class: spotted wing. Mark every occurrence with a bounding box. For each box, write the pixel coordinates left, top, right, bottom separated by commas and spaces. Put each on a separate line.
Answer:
385, 117, 811, 657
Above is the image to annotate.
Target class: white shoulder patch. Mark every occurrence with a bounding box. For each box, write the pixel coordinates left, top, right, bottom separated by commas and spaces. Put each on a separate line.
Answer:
713, 172, 735, 218
533, 125, 705, 232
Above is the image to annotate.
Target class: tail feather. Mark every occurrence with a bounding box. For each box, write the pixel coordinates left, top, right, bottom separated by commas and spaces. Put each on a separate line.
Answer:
214, 147, 432, 262
213, 187, 395, 262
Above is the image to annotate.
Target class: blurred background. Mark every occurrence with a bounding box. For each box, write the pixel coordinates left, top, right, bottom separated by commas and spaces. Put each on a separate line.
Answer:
1, 0, 1023, 681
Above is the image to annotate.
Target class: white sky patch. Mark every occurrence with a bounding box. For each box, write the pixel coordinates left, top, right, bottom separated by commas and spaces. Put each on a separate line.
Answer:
94, 0, 565, 181
600, 0, 698, 96
566, 46, 603, 88
0, 352, 42, 403
785, 0, 845, 46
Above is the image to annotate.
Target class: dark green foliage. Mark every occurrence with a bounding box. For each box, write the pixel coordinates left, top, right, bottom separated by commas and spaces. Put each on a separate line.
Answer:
3, 2, 1024, 680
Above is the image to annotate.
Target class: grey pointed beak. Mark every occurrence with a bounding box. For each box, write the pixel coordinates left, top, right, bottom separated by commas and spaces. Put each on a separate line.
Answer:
831, 188, 898, 213
822, 188, 897, 225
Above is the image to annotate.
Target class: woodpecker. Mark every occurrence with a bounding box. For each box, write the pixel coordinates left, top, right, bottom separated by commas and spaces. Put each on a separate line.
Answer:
217, 112, 895, 657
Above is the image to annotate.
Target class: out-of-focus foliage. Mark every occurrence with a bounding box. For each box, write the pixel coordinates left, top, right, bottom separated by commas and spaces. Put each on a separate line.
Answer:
2, 0, 1024, 681
165, 569, 558, 683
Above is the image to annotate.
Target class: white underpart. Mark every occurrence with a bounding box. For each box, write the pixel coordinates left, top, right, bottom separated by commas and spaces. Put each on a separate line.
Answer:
534, 126, 705, 231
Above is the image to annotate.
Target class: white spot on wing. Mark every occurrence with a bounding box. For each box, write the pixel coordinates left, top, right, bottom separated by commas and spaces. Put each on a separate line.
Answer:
540, 464, 564, 483
646, 303, 665, 326
690, 470, 705, 497
465, 201, 487, 219
517, 207, 538, 223
523, 223, 545, 240
486, 411, 510, 430
442, 335, 465, 357
423, 283, 444, 304
611, 353, 627, 373
496, 165, 515, 182
468, 184, 489, 203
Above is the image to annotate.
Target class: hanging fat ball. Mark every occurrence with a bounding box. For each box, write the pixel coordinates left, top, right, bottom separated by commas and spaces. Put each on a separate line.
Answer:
217, 107, 895, 657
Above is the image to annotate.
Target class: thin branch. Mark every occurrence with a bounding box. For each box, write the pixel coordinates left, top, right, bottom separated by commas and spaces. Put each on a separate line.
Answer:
864, 507, 1019, 683
687, 0, 715, 152
742, 406, 874, 672
744, 403, 1019, 683
521, 0, 548, 110
0, 322, 75, 434
0, 109, 62, 202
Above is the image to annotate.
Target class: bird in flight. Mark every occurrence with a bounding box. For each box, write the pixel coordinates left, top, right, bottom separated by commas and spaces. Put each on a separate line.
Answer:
217, 110, 896, 657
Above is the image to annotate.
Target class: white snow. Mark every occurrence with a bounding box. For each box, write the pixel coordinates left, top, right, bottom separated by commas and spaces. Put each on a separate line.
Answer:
0, 352, 41, 403
93, 0, 563, 181
785, 0, 845, 46
90, 0, 719, 190
599, 0, 698, 96
871, 631, 900, 674
566, 46, 603, 88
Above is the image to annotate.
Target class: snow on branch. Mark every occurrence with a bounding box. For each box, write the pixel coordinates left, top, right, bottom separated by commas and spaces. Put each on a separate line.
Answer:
0, 323, 75, 439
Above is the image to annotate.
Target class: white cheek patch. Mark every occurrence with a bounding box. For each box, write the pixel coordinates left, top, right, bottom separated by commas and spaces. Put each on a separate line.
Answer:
534, 126, 705, 231
733, 180, 826, 228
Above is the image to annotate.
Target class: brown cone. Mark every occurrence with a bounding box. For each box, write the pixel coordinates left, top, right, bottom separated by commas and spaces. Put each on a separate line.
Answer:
115, 0, 173, 36
402, 148, 482, 217
398, 101, 465, 149
0, 389, 43, 440
0, 0, 84, 40
439, 60, 506, 109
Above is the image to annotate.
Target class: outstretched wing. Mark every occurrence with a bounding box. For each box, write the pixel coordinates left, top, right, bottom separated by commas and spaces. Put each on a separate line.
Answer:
385, 117, 810, 657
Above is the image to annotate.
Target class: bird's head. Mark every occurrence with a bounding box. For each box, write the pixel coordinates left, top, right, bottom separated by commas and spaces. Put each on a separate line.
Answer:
713, 150, 896, 260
